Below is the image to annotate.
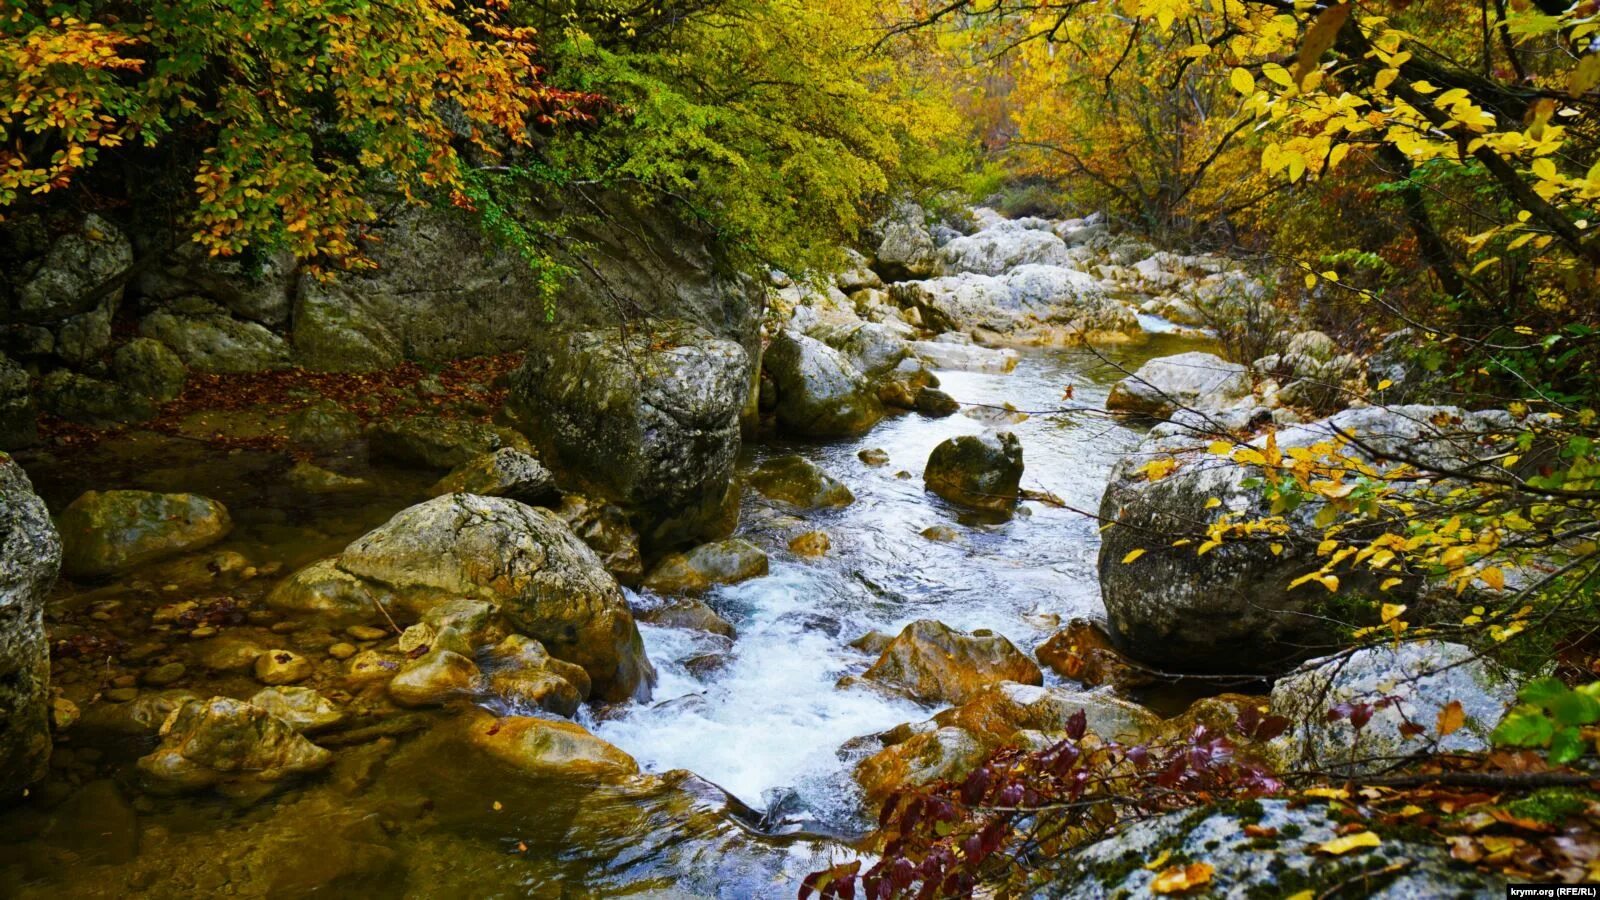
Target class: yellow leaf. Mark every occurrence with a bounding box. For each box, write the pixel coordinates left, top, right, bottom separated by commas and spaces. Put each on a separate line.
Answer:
1144, 849, 1173, 870
1285, 893, 1315, 900
1303, 787, 1350, 800
1317, 831, 1381, 855
1376, 379, 1393, 390
1436, 700, 1465, 737
1269, 543, 1284, 556
1151, 862, 1214, 894
1181, 44, 1211, 58
1379, 577, 1403, 591
1292, 2, 1351, 86
1480, 567, 1505, 590
1123, 548, 1147, 564
1204, 497, 1222, 509
1230, 67, 1255, 95
1207, 441, 1233, 456
1381, 602, 1407, 624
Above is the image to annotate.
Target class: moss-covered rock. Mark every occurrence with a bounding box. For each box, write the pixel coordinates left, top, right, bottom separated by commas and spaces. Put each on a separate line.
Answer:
924, 431, 1023, 512
642, 538, 768, 595
136, 696, 332, 794
859, 619, 1041, 705
748, 455, 854, 508
57, 489, 231, 577
762, 329, 884, 437
460, 708, 639, 780
428, 448, 558, 506
0, 454, 59, 796
367, 415, 531, 469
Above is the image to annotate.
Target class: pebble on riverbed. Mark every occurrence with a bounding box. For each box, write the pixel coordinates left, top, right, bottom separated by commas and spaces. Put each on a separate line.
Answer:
255, 650, 314, 685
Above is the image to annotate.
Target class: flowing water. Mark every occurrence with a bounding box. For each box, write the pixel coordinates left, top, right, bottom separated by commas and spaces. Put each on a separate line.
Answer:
0, 333, 1208, 898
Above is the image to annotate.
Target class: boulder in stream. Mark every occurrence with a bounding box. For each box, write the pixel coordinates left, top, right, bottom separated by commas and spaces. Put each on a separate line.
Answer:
428, 448, 558, 506
461, 708, 640, 780
58, 490, 232, 577
748, 455, 854, 508
483, 634, 592, 717
1104, 350, 1250, 418
268, 493, 655, 702
0, 454, 60, 795
924, 432, 1023, 512
858, 619, 1041, 705
762, 329, 884, 437
367, 416, 532, 470
642, 538, 769, 595
506, 322, 748, 550
137, 696, 332, 794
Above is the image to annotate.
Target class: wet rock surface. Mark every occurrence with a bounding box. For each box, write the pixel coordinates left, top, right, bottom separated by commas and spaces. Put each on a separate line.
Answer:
0, 455, 60, 795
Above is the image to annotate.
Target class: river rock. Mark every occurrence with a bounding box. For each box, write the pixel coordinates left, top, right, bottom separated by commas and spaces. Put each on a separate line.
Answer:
763, 330, 884, 437
483, 634, 591, 717
924, 432, 1023, 512
269, 494, 654, 702
507, 322, 747, 549
139, 303, 292, 373
860, 619, 1041, 705
368, 416, 531, 469
0, 455, 60, 794
136, 696, 332, 793
854, 726, 986, 804
637, 598, 737, 639
1098, 405, 1516, 673
76, 689, 199, 738
1048, 798, 1502, 898
835, 248, 883, 292
461, 708, 639, 780
1105, 351, 1250, 418
806, 320, 910, 378
748, 455, 854, 508
914, 387, 960, 417
58, 490, 232, 577
1265, 641, 1518, 775
112, 337, 187, 402
907, 339, 1019, 374
429, 448, 558, 506
287, 400, 363, 447
872, 200, 941, 280
642, 538, 768, 595
939, 223, 1074, 275
254, 649, 314, 685
788, 530, 831, 557
135, 238, 297, 325
876, 357, 940, 409
1, 212, 130, 325
248, 687, 345, 733
0, 353, 36, 449
554, 493, 646, 586
935, 682, 1158, 745
388, 649, 481, 707
286, 461, 369, 494
1035, 619, 1151, 690
38, 369, 156, 425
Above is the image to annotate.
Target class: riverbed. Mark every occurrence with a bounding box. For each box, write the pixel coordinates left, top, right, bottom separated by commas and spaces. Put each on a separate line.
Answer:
0, 333, 1206, 897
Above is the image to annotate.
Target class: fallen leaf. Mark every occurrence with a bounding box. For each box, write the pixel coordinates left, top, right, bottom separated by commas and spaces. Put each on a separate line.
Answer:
1437, 700, 1466, 737
1151, 862, 1214, 894
1123, 548, 1147, 564
1316, 831, 1380, 855
1143, 849, 1172, 870
1303, 787, 1350, 800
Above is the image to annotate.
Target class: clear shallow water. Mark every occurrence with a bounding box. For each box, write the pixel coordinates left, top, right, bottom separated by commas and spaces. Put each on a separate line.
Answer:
596, 335, 1207, 828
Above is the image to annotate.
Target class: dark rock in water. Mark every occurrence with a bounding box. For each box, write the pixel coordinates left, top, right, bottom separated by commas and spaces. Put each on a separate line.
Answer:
57, 490, 232, 578
914, 386, 959, 417
748, 455, 854, 509
642, 538, 768, 596
639, 598, 738, 639
924, 432, 1023, 512
0, 454, 60, 796
136, 696, 332, 794
42, 779, 139, 864
762, 329, 884, 437
287, 400, 362, 447
367, 415, 531, 469
554, 493, 646, 587
774, 611, 842, 638
507, 321, 747, 550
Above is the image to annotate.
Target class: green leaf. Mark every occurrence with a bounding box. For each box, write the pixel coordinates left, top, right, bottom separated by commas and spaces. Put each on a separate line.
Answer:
1519, 677, 1569, 709
1491, 709, 1555, 748
1549, 690, 1600, 727
1549, 726, 1586, 765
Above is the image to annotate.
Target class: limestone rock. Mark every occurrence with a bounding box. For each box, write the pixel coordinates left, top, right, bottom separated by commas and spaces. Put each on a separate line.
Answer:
0, 455, 60, 794
0, 353, 36, 449
57, 490, 231, 577
429, 448, 558, 506
637, 598, 737, 639
112, 337, 187, 402
136, 696, 332, 793
368, 416, 531, 470
388, 649, 481, 707
554, 493, 646, 586
763, 330, 884, 437
1105, 351, 1250, 418
139, 304, 292, 373
483, 634, 591, 717
248, 687, 345, 733
461, 708, 639, 780
254, 649, 314, 686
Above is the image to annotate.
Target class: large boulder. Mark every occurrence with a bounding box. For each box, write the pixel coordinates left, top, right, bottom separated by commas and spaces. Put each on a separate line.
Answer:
1104, 351, 1251, 418
267, 494, 654, 701
642, 538, 769, 595
924, 432, 1023, 512
1098, 405, 1516, 673
37, 369, 156, 425
871, 201, 941, 281
57, 490, 232, 578
806, 320, 910, 378
139, 301, 293, 373
1266, 641, 1518, 775
0, 353, 37, 448
0, 213, 131, 365
762, 330, 884, 437
907, 339, 1019, 374
939, 223, 1074, 275
889, 267, 1137, 345
136, 696, 332, 793
0, 455, 60, 795
292, 194, 762, 371
507, 322, 747, 550
748, 455, 854, 508
859, 619, 1041, 705
112, 337, 187, 402
135, 241, 297, 326
1048, 799, 1501, 898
